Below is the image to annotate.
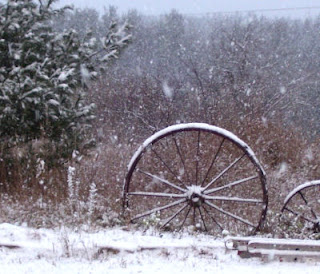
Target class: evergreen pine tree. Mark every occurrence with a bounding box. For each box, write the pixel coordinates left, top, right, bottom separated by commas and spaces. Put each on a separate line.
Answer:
0, 0, 131, 159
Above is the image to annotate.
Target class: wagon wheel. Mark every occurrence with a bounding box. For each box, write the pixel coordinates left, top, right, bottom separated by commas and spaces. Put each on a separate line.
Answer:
123, 123, 268, 236
281, 180, 320, 234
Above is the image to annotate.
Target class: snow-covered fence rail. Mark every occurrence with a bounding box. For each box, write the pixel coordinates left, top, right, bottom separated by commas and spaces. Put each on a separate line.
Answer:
225, 236, 320, 262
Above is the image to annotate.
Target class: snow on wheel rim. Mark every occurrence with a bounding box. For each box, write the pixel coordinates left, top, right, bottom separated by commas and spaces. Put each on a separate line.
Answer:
281, 180, 320, 233
123, 123, 268, 235
125, 123, 266, 177
282, 180, 320, 211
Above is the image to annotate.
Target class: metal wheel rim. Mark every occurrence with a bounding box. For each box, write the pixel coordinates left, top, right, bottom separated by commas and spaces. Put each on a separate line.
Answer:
282, 180, 320, 233
123, 123, 268, 235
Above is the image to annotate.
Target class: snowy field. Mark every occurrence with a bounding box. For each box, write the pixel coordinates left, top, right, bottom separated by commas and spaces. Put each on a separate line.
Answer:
0, 223, 319, 273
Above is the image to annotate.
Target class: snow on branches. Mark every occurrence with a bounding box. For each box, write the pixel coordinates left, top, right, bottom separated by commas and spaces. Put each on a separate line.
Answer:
0, 0, 131, 157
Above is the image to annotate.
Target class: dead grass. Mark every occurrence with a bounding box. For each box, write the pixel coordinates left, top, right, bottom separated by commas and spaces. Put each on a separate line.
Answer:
0, 115, 319, 238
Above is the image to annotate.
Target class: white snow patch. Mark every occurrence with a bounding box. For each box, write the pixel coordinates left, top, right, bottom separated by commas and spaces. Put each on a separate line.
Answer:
186, 185, 204, 199
162, 81, 173, 99
58, 69, 74, 82
261, 116, 268, 125
278, 162, 288, 176
304, 148, 314, 161
179, 167, 185, 177
80, 64, 91, 84
0, 223, 319, 273
48, 99, 60, 106
280, 86, 287, 94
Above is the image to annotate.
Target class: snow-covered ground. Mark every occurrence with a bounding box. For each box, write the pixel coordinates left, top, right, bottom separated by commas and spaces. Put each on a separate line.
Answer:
0, 223, 319, 273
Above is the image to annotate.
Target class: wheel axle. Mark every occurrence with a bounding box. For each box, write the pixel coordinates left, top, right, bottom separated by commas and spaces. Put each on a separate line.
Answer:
186, 185, 205, 208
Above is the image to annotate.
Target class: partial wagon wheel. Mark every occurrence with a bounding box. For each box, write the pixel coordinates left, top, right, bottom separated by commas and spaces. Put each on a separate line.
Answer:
281, 180, 320, 233
123, 123, 268, 236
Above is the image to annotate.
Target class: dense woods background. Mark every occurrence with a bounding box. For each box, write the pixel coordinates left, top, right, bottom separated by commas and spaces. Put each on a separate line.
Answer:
0, 1, 319, 235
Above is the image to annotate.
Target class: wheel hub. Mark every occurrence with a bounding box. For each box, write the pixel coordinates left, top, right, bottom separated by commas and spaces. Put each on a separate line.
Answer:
186, 185, 205, 208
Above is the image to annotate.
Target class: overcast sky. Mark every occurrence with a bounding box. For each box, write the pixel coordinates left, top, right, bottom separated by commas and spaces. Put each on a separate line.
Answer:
57, 0, 320, 16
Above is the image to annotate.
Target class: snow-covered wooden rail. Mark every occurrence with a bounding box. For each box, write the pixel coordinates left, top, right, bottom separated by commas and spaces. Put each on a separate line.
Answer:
96, 242, 221, 256
225, 236, 320, 262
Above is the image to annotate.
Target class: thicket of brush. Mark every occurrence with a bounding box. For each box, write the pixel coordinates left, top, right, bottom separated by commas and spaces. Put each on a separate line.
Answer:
0, 4, 319, 237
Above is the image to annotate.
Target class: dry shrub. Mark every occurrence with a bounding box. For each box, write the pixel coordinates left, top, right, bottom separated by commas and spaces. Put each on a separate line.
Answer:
228, 118, 319, 210
203, 117, 319, 237
0, 138, 136, 228
75, 142, 135, 218
0, 73, 319, 234
0, 116, 318, 236
0, 138, 71, 198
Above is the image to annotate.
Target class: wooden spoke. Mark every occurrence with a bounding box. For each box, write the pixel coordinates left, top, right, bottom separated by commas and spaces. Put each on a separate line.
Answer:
203, 153, 246, 191
201, 138, 225, 187
178, 206, 192, 231
131, 199, 187, 222
204, 175, 258, 195
138, 170, 186, 192
198, 207, 208, 232
283, 206, 317, 224
205, 201, 255, 227
202, 204, 224, 231
172, 136, 191, 184
128, 192, 185, 198
298, 191, 319, 221
151, 148, 187, 188
203, 195, 263, 204
160, 204, 189, 229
